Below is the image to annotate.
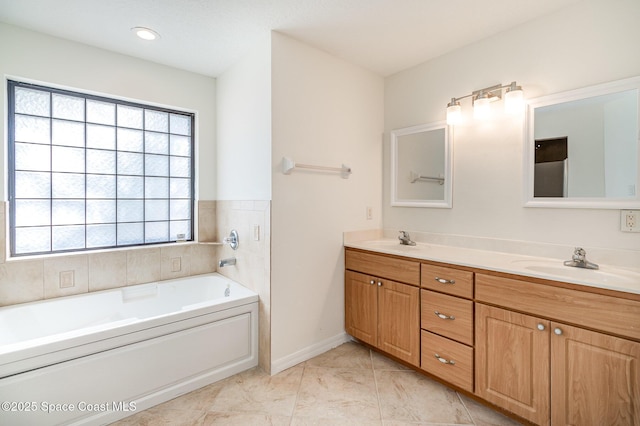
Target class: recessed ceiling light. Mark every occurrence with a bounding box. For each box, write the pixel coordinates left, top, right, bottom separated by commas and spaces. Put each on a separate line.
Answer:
132, 27, 160, 41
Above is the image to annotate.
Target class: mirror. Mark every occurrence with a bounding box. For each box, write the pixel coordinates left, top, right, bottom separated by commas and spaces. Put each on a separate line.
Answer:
391, 121, 452, 208
524, 76, 640, 208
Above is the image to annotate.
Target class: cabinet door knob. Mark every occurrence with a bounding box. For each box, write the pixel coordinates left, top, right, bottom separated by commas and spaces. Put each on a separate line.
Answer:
434, 354, 455, 365
377, 281, 383, 286
554, 327, 563, 335
434, 277, 455, 285
537, 324, 546, 331
434, 311, 455, 320
369, 280, 375, 285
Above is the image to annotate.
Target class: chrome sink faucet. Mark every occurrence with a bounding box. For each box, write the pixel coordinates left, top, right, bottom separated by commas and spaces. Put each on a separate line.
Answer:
563, 247, 599, 270
398, 231, 416, 246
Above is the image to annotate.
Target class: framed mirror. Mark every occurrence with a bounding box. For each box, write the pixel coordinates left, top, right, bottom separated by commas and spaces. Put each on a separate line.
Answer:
391, 121, 452, 208
524, 76, 640, 209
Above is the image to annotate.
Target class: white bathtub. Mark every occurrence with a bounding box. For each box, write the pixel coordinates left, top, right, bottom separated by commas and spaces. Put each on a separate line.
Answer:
0, 273, 259, 425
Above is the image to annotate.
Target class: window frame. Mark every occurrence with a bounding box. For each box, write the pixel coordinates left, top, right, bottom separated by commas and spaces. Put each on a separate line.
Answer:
7, 79, 196, 257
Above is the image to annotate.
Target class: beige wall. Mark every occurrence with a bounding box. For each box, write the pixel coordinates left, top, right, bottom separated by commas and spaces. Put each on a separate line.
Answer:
383, 0, 640, 252
215, 34, 272, 201
270, 32, 384, 372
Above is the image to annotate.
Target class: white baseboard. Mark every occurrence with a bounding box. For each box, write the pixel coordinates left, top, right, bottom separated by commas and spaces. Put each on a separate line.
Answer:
270, 332, 352, 375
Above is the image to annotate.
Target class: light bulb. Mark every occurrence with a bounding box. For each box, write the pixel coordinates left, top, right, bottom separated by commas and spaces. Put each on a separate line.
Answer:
132, 27, 160, 41
446, 102, 462, 125
474, 95, 491, 120
505, 88, 524, 114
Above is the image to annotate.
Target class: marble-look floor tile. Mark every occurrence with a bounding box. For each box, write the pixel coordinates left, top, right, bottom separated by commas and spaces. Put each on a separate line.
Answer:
371, 349, 411, 371
384, 422, 473, 426
202, 411, 291, 425
376, 370, 473, 424
293, 366, 380, 421
157, 379, 227, 411
110, 406, 206, 425
206, 366, 303, 416
291, 416, 382, 425
458, 394, 523, 426
303, 341, 373, 369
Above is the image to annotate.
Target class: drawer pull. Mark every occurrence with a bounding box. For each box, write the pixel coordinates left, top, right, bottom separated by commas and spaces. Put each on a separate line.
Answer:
434, 311, 455, 320
434, 353, 455, 365
434, 277, 455, 285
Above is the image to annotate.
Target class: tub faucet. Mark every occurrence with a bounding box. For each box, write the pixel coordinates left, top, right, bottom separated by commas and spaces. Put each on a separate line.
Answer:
219, 257, 236, 268
398, 231, 416, 246
563, 247, 599, 270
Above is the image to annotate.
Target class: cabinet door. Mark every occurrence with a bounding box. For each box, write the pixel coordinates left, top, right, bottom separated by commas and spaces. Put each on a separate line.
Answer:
345, 270, 377, 346
551, 322, 640, 426
476, 304, 550, 425
378, 279, 420, 366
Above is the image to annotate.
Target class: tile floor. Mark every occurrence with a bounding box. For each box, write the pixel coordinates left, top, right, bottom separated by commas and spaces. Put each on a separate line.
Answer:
111, 341, 522, 425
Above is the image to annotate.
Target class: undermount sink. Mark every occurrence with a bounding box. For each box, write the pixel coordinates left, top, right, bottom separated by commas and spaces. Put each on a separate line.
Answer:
364, 240, 424, 250
509, 259, 640, 285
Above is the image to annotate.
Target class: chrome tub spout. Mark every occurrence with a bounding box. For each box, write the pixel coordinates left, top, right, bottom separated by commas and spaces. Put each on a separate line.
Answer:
219, 257, 236, 268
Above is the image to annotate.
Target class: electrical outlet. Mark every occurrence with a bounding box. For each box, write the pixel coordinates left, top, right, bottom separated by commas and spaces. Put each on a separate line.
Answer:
60, 270, 75, 288
620, 210, 640, 232
171, 257, 181, 272
366, 206, 373, 220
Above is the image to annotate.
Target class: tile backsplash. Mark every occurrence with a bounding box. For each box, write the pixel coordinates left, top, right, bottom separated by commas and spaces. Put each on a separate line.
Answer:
213, 200, 271, 373
0, 201, 217, 307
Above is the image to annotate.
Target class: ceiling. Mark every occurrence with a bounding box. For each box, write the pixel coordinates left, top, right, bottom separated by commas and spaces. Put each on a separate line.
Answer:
0, 0, 582, 78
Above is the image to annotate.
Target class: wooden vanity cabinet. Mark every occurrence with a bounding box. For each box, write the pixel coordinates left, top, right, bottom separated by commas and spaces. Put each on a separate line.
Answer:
345, 247, 640, 425
345, 249, 420, 366
420, 263, 475, 392
476, 274, 640, 426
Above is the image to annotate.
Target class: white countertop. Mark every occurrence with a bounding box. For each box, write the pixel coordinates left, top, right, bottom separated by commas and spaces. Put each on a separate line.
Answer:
345, 238, 640, 295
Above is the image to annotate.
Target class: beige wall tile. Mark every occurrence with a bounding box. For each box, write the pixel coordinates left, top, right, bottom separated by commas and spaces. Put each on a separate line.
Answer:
198, 200, 217, 242
127, 248, 161, 285
259, 301, 271, 373
216, 199, 272, 372
190, 244, 217, 275
0, 259, 44, 306
88, 251, 127, 292
0, 200, 224, 306
43, 255, 89, 299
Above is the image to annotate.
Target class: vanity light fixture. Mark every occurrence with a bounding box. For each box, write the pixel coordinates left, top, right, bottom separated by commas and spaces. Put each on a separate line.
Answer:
132, 26, 160, 41
446, 81, 524, 125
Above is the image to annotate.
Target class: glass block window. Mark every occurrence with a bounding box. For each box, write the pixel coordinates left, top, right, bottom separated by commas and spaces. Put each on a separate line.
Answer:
7, 80, 194, 256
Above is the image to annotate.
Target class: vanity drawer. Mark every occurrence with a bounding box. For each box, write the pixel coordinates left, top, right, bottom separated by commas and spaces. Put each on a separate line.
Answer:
346, 249, 420, 285
421, 264, 473, 298
421, 330, 473, 392
476, 274, 640, 341
421, 290, 473, 345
